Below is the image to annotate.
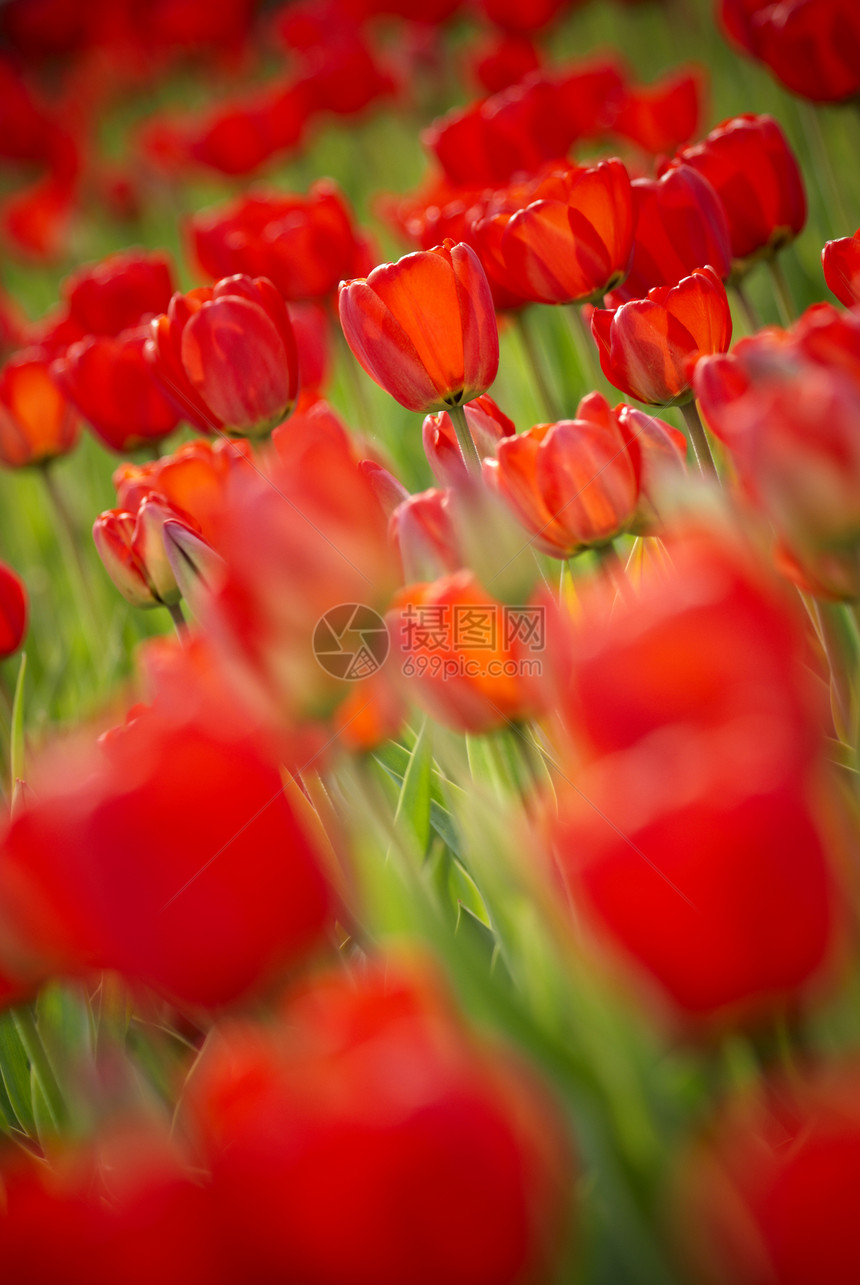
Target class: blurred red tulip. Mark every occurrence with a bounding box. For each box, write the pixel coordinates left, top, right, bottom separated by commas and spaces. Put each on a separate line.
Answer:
681, 1069, 860, 1283
388, 570, 544, 732
475, 0, 573, 33
62, 249, 175, 336
186, 961, 571, 1285
0, 561, 27, 658
752, 0, 860, 104
474, 159, 634, 306
338, 240, 499, 413
52, 325, 181, 454
673, 113, 806, 273
592, 265, 732, 405
606, 164, 732, 304
0, 704, 336, 1008
607, 66, 704, 155
390, 488, 462, 581
0, 348, 80, 467
0, 1124, 227, 1285
468, 32, 541, 94
823, 229, 860, 307
423, 394, 516, 487
190, 181, 372, 303
147, 274, 299, 437
1, 174, 77, 263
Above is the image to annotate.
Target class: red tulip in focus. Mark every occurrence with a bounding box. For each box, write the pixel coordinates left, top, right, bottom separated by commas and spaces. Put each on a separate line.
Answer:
606, 66, 703, 156
606, 165, 732, 304
473, 159, 634, 306
549, 527, 838, 1020
146, 274, 299, 437
338, 240, 499, 413
0, 1123, 227, 1285
423, 394, 516, 488
186, 961, 571, 1285
591, 265, 732, 405
0, 348, 80, 467
486, 393, 685, 558
61, 249, 175, 336
0, 561, 27, 658
682, 1070, 860, 1283
823, 229, 860, 307
388, 570, 544, 732
672, 114, 806, 274
0, 704, 336, 1008
190, 182, 373, 303
52, 326, 181, 453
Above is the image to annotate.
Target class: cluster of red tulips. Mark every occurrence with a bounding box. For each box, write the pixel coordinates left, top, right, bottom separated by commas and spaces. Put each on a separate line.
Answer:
0, 0, 859, 1281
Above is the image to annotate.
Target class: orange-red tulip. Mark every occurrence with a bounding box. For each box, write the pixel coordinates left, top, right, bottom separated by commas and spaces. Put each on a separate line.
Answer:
591, 265, 732, 405
338, 239, 499, 414
0, 348, 80, 467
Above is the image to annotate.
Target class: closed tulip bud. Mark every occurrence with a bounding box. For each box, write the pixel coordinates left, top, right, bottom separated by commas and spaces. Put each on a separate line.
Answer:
94, 496, 203, 609
147, 274, 300, 437
0, 561, 27, 659
673, 114, 806, 274
163, 517, 225, 608
591, 265, 733, 405
753, 0, 860, 104
51, 325, 181, 454
423, 394, 516, 487
338, 240, 499, 414
0, 348, 80, 467
823, 228, 860, 307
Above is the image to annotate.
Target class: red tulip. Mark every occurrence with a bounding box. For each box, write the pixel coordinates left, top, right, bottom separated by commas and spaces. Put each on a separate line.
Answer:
0, 1124, 227, 1285
146, 274, 299, 437
0, 704, 336, 1008
754, 0, 860, 104
388, 570, 545, 732
473, 159, 634, 306
0, 348, 80, 467
338, 240, 499, 414
390, 488, 462, 581
469, 32, 541, 94
591, 265, 732, 405
682, 1070, 860, 1283
61, 249, 175, 336
823, 228, 860, 307
607, 66, 703, 155
190, 181, 372, 304
672, 114, 806, 272
487, 392, 685, 558
185, 961, 571, 1285
423, 394, 516, 487
0, 561, 27, 658
475, 0, 572, 33
606, 164, 732, 305
52, 325, 181, 453
93, 495, 193, 609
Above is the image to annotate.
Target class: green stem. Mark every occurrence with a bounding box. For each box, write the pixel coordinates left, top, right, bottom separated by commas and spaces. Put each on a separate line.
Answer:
566, 303, 604, 392
515, 310, 563, 422
731, 281, 762, 334
447, 402, 482, 478
12, 1006, 66, 1133
167, 599, 187, 641
767, 257, 796, 327
679, 400, 720, 483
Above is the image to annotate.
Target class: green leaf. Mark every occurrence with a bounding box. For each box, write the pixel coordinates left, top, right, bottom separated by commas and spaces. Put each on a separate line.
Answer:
0, 1011, 36, 1135
392, 718, 432, 856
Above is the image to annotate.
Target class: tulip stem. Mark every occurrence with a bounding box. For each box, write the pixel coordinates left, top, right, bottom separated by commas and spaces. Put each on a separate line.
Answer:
679, 400, 719, 483
731, 282, 761, 334
567, 304, 604, 393
167, 600, 187, 641
447, 402, 482, 477
515, 311, 563, 422
767, 258, 796, 327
